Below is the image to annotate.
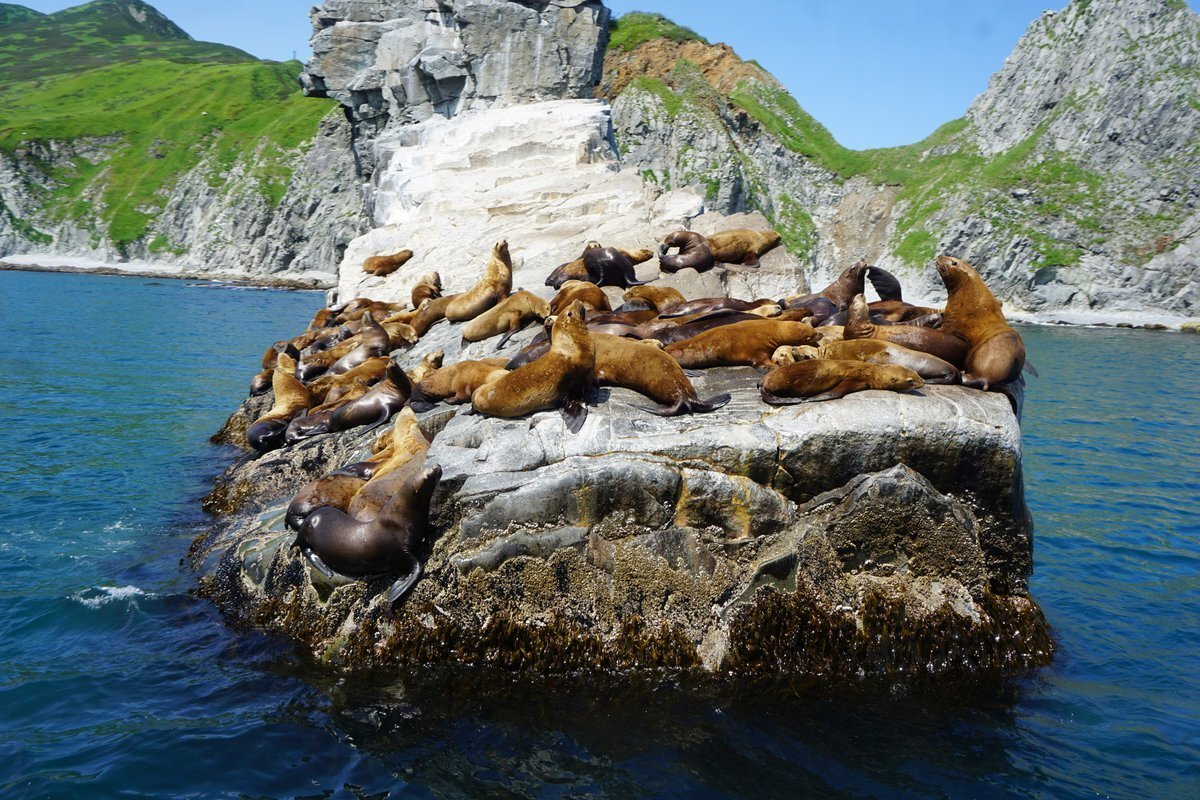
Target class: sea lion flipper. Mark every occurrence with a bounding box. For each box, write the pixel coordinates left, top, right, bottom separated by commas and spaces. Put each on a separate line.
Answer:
742, 252, 760, 267
561, 399, 587, 433
692, 392, 732, 413
759, 389, 807, 406
1023, 360, 1039, 378
683, 369, 705, 378
866, 266, 904, 301
303, 548, 337, 579
386, 553, 422, 607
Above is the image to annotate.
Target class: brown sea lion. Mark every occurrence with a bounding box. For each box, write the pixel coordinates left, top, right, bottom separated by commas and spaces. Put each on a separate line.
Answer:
444, 240, 513, 323
639, 309, 808, 347
780, 260, 870, 320
759, 360, 924, 404
472, 300, 595, 433
411, 272, 442, 309
659, 297, 780, 319
406, 350, 445, 385
551, 280, 612, 315
246, 353, 311, 453
410, 295, 456, 337
658, 230, 715, 274
363, 249, 414, 277
592, 333, 730, 416
295, 464, 442, 606
545, 243, 655, 289
341, 301, 405, 323
380, 320, 419, 351
345, 411, 433, 523
786, 340, 960, 384
249, 341, 300, 397
707, 228, 782, 266
461, 290, 551, 349
297, 336, 361, 381
844, 293, 969, 367
665, 319, 820, 370
328, 311, 392, 376
305, 307, 337, 332
409, 358, 510, 412
329, 361, 413, 433
306, 357, 392, 404
284, 378, 373, 444
623, 284, 686, 314
935, 255, 1026, 390
286, 471, 366, 531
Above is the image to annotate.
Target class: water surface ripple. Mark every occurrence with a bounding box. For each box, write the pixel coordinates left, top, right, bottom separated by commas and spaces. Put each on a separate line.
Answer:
1, 272, 1196, 799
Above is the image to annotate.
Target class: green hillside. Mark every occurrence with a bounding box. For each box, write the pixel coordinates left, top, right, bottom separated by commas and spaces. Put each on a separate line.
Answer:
0, 3, 43, 30
0, 0, 332, 253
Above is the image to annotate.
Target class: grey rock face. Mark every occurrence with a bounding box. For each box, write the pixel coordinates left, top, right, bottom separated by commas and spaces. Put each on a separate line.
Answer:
194, 336, 1050, 677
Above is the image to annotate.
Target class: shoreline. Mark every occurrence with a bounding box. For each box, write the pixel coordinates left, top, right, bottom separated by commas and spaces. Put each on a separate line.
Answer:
2, 256, 1195, 330
0, 257, 334, 292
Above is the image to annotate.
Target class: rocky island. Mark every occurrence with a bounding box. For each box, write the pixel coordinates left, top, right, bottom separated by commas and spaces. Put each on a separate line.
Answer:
187, 0, 1052, 680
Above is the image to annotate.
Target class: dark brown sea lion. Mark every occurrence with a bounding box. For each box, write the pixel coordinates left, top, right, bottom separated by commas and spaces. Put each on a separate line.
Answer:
658, 230, 715, 273
363, 249, 414, 277
306, 356, 392, 404
305, 307, 337, 332
665, 319, 820, 370
249, 341, 300, 397
445, 240, 513, 323
623, 285, 686, 314
582, 243, 651, 289
409, 358, 510, 412
935, 255, 1026, 390
246, 353, 311, 453
329, 361, 412, 433
297, 336, 361, 382
707, 228, 782, 266
461, 290, 551, 349
550, 280, 612, 315
785, 340, 960, 384
759, 360, 924, 404
659, 297, 780, 319
411, 272, 442, 309
545, 244, 655, 289
284, 378, 373, 444
328, 311, 392, 376
286, 471, 366, 531
843, 293, 969, 367
780, 259, 869, 321
592, 333, 730, 415
472, 300, 596, 432
294, 464, 442, 606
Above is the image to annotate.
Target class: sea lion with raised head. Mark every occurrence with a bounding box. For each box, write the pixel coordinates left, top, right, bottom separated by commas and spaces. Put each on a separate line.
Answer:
306, 356, 392, 404
246, 353, 311, 453
658, 230, 715, 274
328, 311, 392, 376
329, 361, 412, 433
249, 340, 300, 396
444, 240, 513, 322
461, 290, 551, 349
780, 260, 869, 321
472, 301, 595, 432
411, 272, 443, 309
665, 319, 820, 370
706, 228, 782, 266
295, 464, 442, 606
551, 280, 612, 315
592, 333, 730, 416
408, 358, 510, 412
363, 249, 414, 278
935, 255, 1026, 390
545, 243, 655, 289
783, 339, 960, 384
582, 243, 652, 289
286, 471, 366, 531
843, 293, 969, 367
623, 284, 686, 314
345, 408, 433, 521
406, 350, 445, 385
759, 360, 924, 404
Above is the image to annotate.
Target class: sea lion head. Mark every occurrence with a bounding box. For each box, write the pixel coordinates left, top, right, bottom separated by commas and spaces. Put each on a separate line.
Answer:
935, 255, 982, 291
847, 293, 870, 322
417, 271, 441, 290
876, 364, 926, 393
493, 240, 510, 262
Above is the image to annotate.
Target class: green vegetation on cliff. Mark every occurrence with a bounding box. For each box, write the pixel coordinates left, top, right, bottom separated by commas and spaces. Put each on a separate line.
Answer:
0, 0, 331, 253
607, 12, 707, 53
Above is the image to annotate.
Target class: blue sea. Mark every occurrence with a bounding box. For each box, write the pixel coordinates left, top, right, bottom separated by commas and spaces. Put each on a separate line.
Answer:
1, 270, 1197, 799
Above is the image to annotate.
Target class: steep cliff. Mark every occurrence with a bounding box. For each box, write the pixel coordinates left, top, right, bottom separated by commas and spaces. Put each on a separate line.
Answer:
605, 1, 1199, 316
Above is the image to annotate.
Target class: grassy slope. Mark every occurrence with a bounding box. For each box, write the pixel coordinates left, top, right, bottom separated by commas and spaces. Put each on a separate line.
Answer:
611, 11, 1140, 270
0, 0, 333, 252
0, 3, 43, 30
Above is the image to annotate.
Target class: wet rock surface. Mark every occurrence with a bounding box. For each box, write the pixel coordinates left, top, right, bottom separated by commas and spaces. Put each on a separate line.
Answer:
194, 345, 1050, 679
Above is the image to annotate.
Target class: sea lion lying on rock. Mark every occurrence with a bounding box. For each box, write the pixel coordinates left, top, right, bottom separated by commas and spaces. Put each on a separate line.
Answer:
759, 360, 924, 404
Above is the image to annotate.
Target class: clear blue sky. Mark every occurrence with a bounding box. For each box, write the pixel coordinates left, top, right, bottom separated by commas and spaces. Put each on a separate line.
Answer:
20, 0, 1200, 150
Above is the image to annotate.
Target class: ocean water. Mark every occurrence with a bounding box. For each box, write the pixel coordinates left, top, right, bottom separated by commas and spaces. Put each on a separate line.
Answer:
1, 270, 1197, 799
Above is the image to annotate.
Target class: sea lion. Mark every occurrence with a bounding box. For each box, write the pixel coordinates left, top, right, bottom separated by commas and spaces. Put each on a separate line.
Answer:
780, 260, 870, 321
472, 300, 595, 432
785, 340, 960, 384
341, 301, 406, 323
410, 295, 456, 337
706, 228, 782, 266
328, 311, 392, 376
935, 255, 1026, 390
658, 230, 714, 273
665, 319, 820, 370
659, 297, 780, 318
461, 290, 551, 349
345, 409, 433, 521
640, 308, 809, 347
305, 307, 337, 332
363, 249, 414, 278
545, 243, 655, 289
286, 471, 366, 531
297, 336, 361, 381
759, 360, 924, 404
249, 341, 299, 397
246, 353, 311, 453
406, 349, 445, 385
551, 280, 612, 315
329, 361, 413, 433
592, 333, 730, 416
863, 265, 941, 322
409, 358, 510, 412
306, 356, 392, 404
284, 378, 373, 444
444, 240, 513, 322
623, 285, 686, 314
380, 320, 419, 350
411, 272, 443, 309
843, 293, 969, 367
295, 464, 442, 606
582, 243, 651, 288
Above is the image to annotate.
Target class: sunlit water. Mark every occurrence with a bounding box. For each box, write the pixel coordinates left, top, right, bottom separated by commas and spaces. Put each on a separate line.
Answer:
1, 271, 1196, 799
